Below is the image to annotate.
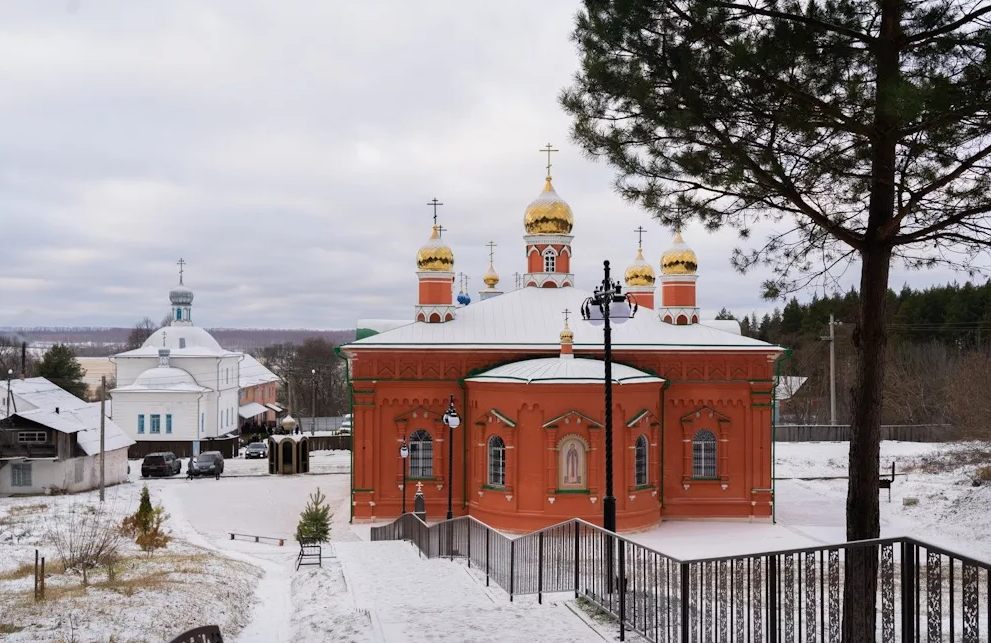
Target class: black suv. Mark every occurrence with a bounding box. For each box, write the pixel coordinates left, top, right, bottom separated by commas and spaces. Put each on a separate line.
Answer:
188, 451, 225, 478
141, 452, 182, 477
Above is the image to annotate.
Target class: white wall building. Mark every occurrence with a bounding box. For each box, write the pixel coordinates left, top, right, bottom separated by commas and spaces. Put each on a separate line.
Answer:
111, 270, 242, 457
1, 378, 133, 496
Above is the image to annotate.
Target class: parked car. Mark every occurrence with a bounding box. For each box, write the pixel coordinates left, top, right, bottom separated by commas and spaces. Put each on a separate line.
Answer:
244, 442, 268, 459
141, 452, 182, 478
188, 451, 225, 478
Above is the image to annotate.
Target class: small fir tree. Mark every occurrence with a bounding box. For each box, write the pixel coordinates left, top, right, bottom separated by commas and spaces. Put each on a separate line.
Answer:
296, 487, 331, 543
121, 485, 170, 556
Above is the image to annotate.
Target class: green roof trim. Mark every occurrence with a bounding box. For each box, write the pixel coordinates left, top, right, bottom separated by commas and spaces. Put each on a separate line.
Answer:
355, 328, 380, 341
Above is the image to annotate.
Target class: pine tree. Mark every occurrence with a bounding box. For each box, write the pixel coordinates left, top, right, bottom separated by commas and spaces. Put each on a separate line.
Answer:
296, 488, 331, 544
36, 344, 87, 400
121, 485, 170, 556
121, 485, 154, 537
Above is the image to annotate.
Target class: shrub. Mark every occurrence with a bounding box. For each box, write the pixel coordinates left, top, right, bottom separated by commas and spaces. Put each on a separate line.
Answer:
296, 488, 331, 543
46, 501, 124, 586
121, 485, 170, 556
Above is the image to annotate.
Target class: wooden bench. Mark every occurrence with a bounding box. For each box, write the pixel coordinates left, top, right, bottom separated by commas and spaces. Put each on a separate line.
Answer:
167, 625, 223, 643
296, 541, 323, 570
879, 461, 896, 502
229, 533, 285, 546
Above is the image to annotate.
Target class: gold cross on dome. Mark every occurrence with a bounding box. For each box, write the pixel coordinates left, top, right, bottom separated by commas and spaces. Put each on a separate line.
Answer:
176, 258, 186, 285
540, 143, 559, 178
486, 241, 497, 263
634, 226, 647, 250
427, 198, 444, 226
562, 308, 571, 325
436, 224, 448, 238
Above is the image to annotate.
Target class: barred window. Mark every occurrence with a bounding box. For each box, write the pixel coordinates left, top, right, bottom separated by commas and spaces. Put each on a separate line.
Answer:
488, 435, 506, 487
409, 429, 433, 478
692, 429, 717, 479
11, 463, 32, 487
634, 435, 648, 486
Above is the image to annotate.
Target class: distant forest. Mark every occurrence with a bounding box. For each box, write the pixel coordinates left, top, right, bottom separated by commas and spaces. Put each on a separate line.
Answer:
720, 281, 991, 435
0, 327, 355, 355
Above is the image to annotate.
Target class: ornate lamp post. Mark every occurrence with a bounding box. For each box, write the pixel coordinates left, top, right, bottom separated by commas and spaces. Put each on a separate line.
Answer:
399, 436, 409, 514
581, 260, 638, 534
442, 394, 461, 520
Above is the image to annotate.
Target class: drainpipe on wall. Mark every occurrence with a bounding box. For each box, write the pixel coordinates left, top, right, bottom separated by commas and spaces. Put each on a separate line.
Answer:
770, 348, 792, 524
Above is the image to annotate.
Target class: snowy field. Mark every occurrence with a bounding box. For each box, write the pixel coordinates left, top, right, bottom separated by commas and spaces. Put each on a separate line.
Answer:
1, 441, 989, 642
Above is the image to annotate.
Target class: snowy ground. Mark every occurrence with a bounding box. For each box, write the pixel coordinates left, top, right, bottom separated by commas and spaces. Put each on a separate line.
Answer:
1, 441, 988, 643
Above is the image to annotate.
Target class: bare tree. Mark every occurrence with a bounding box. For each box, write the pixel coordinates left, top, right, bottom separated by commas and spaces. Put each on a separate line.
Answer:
46, 501, 125, 586
125, 318, 159, 351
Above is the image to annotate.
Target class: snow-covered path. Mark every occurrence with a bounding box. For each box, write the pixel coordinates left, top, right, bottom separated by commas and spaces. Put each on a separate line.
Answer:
335, 540, 604, 643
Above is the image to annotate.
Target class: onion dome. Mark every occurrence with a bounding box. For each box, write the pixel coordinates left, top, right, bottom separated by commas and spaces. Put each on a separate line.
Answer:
483, 261, 499, 288
524, 177, 574, 235
281, 414, 297, 432
661, 230, 698, 275
457, 291, 472, 305
624, 248, 655, 286
559, 319, 574, 344
416, 225, 455, 271
169, 283, 194, 306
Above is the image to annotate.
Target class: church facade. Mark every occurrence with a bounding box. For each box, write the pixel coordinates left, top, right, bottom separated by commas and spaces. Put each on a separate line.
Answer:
341, 168, 784, 532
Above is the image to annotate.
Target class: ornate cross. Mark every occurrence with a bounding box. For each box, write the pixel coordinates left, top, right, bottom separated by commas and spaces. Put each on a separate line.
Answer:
562, 308, 571, 325
540, 143, 559, 177
634, 226, 647, 250
427, 198, 444, 225
415, 480, 424, 494
176, 258, 186, 285
436, 224, 448, 238
486, 241, 497, 263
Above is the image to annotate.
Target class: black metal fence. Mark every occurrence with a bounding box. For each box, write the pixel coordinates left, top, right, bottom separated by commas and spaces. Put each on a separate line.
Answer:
774, 424, 952, 442
371, 515, 991, 643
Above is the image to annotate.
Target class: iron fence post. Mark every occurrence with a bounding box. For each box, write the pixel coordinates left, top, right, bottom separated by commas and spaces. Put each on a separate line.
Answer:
467, 520, 472, 568
681, 563, 690, 643
901, 541, 916, 642
618, 540, 626, 642
767, 554, 778, 643
538, 531, 544, 605
510, 539, 515, 602
486, 528, 490, 587
574, 520, 580, 598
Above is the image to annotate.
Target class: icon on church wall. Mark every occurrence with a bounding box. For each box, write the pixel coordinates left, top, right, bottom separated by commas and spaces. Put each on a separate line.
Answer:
558, 438, 586, 489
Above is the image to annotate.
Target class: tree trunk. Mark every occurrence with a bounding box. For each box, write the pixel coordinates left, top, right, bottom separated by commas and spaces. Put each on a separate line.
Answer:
842, 244, 892, 642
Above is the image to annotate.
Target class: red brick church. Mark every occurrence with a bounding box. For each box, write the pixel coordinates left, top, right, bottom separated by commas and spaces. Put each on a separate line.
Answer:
341, 163, 784, 532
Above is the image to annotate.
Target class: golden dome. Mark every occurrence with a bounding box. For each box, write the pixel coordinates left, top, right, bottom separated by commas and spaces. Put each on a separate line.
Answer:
661, 231, 698, 275
559, 320, 574, 344
416, 225, 455, 272
483, 261, 499, 288
624, 248, 655, 286
524, 177, 574, 235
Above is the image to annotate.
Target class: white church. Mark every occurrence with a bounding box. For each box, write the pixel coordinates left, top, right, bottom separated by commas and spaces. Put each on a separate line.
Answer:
112, 268, 244, 458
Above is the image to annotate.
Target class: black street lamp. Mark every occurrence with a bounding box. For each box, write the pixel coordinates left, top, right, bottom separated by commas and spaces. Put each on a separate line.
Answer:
442, 394, 461, 520
581, 260, 638, 534
399, 435, 409, 514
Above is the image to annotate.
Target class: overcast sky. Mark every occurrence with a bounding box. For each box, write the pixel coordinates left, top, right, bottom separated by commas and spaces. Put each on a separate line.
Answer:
0, 1, 963, 330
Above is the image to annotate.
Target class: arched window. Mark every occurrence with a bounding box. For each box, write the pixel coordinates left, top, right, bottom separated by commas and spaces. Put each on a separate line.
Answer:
558, 437, 586, 489
543, 249, 556, 273
634, 435, 648, 486
409, 429, 433, 478
487, 435, 506, 487
692, 429, 717, 479
176, 309, 182, 320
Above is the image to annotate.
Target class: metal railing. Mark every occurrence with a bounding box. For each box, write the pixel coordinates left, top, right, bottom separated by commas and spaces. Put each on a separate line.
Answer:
371, 515, 991, 643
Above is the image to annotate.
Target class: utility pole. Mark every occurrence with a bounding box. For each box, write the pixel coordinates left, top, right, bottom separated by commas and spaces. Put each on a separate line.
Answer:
99, 375, 106, 502
311, 369, 316, 436
820, 314, 839, 425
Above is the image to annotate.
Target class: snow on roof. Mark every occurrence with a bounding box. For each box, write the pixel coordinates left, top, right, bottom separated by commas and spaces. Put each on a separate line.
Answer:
467, 357, 664, 385
112, 366, 210, 393
115, 325, 238, 358
239, 354, 280, 388
3, 377, 90, 414
776, 376, 808, 401
345, 287, 781, 352
8, 403, 134, 454
238, 402, 269, 418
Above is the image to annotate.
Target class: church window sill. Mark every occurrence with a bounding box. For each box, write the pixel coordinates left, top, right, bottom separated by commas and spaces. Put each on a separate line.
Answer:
554, 488, 590, 495
628, 484, 654, 493
481, 484, 509, 492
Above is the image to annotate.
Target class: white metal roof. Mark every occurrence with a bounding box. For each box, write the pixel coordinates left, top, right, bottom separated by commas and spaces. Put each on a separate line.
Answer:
238, 402, 269, 418
239, 354, 280, 388
467, 357, 664, 385
6, 402, 134, 455
115, 325, 238, 358
111, 365, 210, 394
345, 287, 780, 352
3, 377, 90, 414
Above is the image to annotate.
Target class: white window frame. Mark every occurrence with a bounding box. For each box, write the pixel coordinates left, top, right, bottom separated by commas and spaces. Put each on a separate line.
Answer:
692, 429, 718, 479
487, 435, 506, 487
543, 248, 557, 273
11, 463, 32, 487
635, 434, 649, 486
408, 429, 433, 479
150, 414, 161, 434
